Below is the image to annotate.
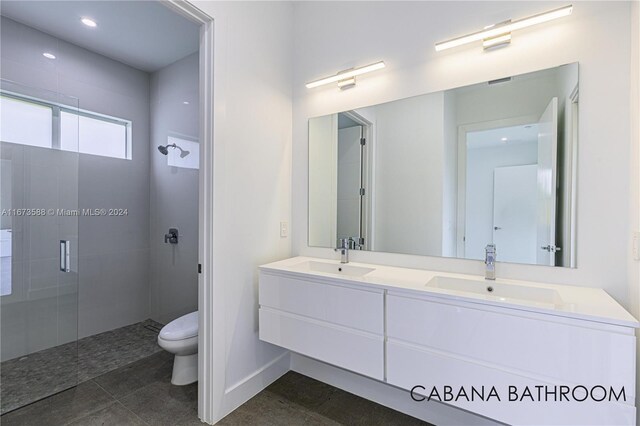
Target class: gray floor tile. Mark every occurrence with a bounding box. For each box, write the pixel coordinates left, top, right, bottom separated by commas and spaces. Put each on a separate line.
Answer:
218, 389, 340, 426
67, 401, 148, 426
119, 381, 199, 426
218, 372, 429, 426
1, 319, 164, 414
265, 370, 336, 411
265, 372, 429, 426
93, 351, 173, 399
0, 381, 115, 426
77, 319, 165, 382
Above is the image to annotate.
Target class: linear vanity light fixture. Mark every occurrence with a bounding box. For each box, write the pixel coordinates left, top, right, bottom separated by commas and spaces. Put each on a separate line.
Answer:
306, 61, 385, 89
435, 4, 573, 52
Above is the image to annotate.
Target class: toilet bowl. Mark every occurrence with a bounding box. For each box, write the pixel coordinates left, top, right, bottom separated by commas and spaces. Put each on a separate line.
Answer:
157, 311, 198, 385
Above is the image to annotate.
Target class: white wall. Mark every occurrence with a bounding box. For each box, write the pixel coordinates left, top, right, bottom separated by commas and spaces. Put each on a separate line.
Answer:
292, 1, 634, 423
0, 17, 151, 351
149, 53, 199, 325
293, 0, 632, 306
190, 1, 293, 423
442, 90, 457, 257
370, 93, 444, 256
453, 67, 559, 126
308, 114, 337, 247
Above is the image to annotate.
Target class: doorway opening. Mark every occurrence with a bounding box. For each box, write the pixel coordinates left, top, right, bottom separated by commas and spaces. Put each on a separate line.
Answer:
0, 1, 213, 422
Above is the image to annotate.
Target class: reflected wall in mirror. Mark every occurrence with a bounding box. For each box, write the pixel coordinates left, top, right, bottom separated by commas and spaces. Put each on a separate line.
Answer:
308, 63, 579, 267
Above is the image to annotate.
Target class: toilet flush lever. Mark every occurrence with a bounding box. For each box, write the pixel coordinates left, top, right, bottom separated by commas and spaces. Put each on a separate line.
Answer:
165, 228, 179, 244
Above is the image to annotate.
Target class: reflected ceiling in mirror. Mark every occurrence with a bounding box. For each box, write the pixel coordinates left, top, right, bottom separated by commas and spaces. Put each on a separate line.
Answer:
308, 63, 579, 267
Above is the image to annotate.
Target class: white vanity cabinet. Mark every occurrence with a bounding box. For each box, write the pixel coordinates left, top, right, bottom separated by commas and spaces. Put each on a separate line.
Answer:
258, 258, 639, 425
385, 291, 637, 425
258, 270, 385, 380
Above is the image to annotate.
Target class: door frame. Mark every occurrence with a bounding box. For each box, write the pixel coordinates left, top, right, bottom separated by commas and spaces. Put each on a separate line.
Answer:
456, 115, 539, 258
162, 1, 214, 423
340, 110, 373, 251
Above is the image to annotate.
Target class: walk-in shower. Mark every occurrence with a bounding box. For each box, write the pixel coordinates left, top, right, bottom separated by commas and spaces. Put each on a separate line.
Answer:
0, 1, 201, 416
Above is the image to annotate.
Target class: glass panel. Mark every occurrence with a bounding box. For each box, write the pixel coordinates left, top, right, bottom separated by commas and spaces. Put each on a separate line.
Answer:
0, 79, 79, 414
61, 111, 128, 159
0, 95, 53, 148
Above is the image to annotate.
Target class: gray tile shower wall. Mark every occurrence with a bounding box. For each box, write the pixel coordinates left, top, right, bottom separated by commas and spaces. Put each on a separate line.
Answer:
149, 53, 199, 325
0, 17, 152, 351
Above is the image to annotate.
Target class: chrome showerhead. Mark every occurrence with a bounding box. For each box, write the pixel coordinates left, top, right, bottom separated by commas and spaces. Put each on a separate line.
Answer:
158, 142, 190, 158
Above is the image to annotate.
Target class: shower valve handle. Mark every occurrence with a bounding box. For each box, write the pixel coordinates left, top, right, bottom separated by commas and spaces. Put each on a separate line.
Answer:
165, 228, 179, 244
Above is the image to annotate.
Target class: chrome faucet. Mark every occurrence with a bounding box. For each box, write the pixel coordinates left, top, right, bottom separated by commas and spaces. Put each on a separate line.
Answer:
485, 244, 496, 280
335, 238, 349, 264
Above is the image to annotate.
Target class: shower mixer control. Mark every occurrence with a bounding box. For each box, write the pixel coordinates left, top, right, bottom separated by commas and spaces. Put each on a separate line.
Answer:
165, 228, 179, 244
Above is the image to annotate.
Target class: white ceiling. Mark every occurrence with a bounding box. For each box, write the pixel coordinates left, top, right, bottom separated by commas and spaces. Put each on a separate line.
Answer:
0, 1, 200, 72
467, 123, 539, 150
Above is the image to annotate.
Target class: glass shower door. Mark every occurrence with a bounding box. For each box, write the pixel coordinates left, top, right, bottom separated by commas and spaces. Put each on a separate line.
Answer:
0, 79, 79, 414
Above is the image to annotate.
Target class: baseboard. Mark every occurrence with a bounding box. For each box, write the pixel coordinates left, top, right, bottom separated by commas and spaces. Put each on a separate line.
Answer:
217, 351, 291, 421
290, 353, 502, 426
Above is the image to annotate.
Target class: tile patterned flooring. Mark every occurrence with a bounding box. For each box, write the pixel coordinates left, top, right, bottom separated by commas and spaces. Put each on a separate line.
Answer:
2, 353, 431, 425
218, 371, 431, 426
1, 350, 197, 426
1, 319, 164, 414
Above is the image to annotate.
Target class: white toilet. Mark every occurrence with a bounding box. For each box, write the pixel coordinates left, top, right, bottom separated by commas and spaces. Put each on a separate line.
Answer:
158, 311, 198, 385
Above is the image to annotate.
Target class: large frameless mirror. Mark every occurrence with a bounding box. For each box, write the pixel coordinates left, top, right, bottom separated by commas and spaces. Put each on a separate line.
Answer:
308, 63, 579, 267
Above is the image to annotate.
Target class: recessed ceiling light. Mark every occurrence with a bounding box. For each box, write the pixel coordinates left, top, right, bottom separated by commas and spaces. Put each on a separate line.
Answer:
183, 101, 190, 105
42, 52, 56, 59
81, 17, 97, 28
501, 137, 508, 142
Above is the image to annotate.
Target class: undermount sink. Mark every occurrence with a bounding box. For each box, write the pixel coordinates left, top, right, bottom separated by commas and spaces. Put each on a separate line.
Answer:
426, 276, 564, 306
288, 260, 375, 277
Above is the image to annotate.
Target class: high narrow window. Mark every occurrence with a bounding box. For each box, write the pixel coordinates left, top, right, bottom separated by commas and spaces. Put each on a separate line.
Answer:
0, 95, 53, 148
60, 111, 130, 159
0, 93, 131, 160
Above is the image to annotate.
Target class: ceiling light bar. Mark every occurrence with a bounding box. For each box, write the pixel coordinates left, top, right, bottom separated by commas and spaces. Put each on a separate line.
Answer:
306, 61, 385, 89
42, 52, 56, 59
435, 5, 572, 52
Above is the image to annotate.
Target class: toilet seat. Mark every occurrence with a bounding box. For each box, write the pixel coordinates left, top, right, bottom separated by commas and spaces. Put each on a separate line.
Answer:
159, 311, 198, 341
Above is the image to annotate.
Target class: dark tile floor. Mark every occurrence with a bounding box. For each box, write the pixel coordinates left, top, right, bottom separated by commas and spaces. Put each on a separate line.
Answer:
1, 319, 164, 414
219, 372, 430, 426
2, 351, 430, 426
1, 350, 198, 426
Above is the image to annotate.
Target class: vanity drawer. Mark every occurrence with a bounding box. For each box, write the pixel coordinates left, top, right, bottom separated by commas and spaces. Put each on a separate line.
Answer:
386, 294, 636, 392
386, 340, 636, 426
259, 272, 384, 334
259, 307, 384, 380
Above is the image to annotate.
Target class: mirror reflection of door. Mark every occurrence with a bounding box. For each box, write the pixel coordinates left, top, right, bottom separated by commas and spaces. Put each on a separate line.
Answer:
536, 97, 559, 266
336, 112, 366, 249
465, 97, 560, 265
464, 122, 540, 263
493, 165, 538, 264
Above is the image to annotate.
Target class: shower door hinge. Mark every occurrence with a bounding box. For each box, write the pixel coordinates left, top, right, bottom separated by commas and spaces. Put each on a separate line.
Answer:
198, 264, 202, 274
360, 137, 366, 146
359, 188, 365, 196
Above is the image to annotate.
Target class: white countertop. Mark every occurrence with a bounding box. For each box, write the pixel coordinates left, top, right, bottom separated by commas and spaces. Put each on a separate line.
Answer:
260, 256, 640, 329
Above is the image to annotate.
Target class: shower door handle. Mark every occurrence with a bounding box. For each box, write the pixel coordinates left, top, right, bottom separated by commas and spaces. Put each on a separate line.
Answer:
60, 240, 70, 272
